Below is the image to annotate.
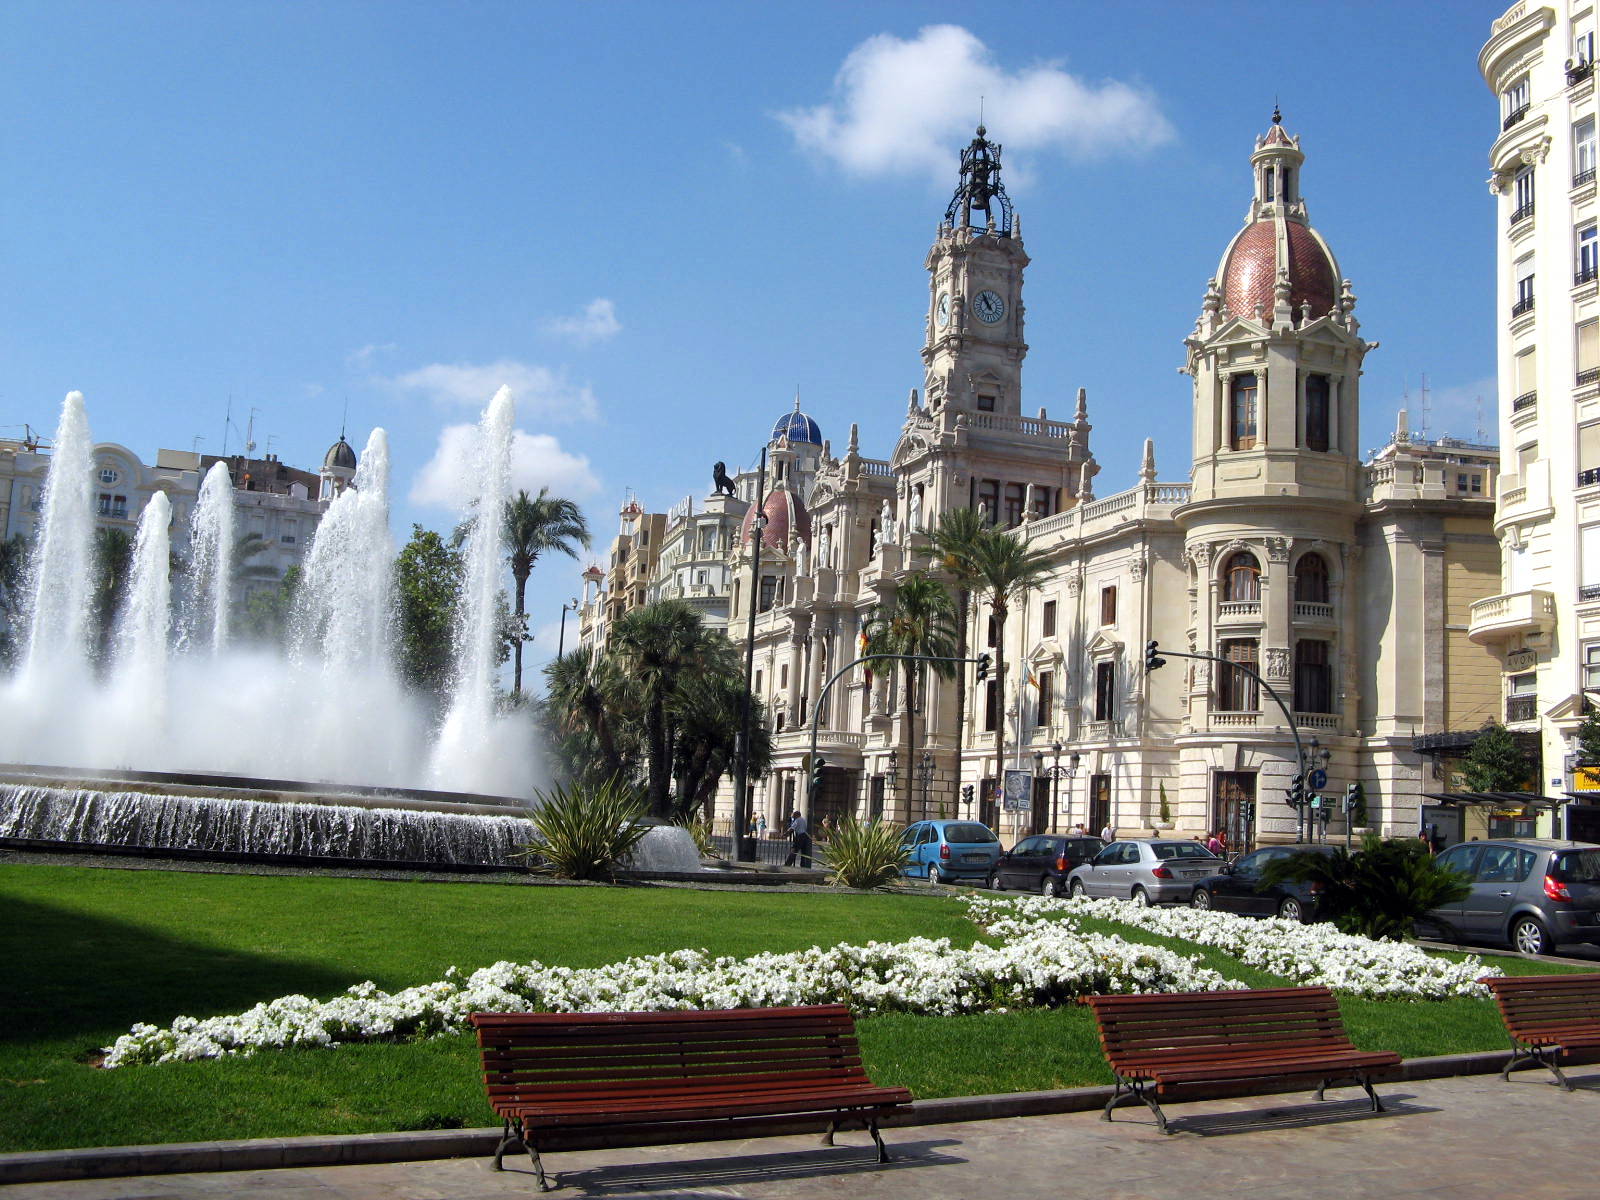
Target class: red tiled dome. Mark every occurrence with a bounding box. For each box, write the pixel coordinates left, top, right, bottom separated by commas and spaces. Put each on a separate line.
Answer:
1220, 218, 1337, 322
740, 487, 812, 552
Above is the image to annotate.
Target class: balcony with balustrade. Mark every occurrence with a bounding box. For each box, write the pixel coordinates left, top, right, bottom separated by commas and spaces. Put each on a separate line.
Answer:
1468, 588, 1556, 645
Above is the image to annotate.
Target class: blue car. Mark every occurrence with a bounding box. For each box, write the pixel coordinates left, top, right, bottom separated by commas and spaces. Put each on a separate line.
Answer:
898, 819, 1002, 884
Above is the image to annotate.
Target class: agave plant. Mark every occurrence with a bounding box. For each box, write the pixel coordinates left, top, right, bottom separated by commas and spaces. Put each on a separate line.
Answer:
823, 818, 910, 890
519, 776, 649, 882
1263, 834, 1472, 941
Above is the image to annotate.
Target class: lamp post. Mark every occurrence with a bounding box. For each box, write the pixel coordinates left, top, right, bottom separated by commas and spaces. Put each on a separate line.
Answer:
1306, 737, 1332, 843
731, 447, 768, 863
1034, 741, 1079, 833
917, 750, 935, 821
557, 597, 580, 658
886, 748, 899, 818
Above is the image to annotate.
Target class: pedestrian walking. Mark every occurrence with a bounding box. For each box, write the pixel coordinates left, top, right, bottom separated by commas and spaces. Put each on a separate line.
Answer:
1205, 829, 1226, 856
756, 813, 767, 839
1100, 823, 1115, 843
783, 809, 812, 867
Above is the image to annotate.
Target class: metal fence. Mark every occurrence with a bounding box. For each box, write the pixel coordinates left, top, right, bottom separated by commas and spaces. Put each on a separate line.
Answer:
708, 834, 814, 866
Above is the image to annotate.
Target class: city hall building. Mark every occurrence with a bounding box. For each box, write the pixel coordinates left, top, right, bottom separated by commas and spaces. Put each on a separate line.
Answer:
578, 117, 1503, 847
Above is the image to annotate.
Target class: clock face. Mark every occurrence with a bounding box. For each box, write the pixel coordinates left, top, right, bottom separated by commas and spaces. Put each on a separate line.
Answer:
974, 289, 1006, 324
936, 292, 951, 327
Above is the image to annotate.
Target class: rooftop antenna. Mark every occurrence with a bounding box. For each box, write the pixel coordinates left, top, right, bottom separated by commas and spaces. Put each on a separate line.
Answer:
1475, 394, 1486, 444
244, 406, 260, 455
1420, 373, 1432, 441
340, 396, 349, 442
221, 395, 232, 457
979, 95, 984, 127
192, 435, 206, 457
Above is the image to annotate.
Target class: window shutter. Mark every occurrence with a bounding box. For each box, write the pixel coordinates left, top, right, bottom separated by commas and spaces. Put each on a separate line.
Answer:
1516, 347, 1538, 394
1584, 525, 1600, 587
1582, 424, 1600, 472
1579, 320, 1599, 374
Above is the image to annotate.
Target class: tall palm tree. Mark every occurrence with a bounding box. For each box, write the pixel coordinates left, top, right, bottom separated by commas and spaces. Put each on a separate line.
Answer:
610, 598, 719, 819
862, 573, 959, 819
502, 489, 590, 696
544, 647, 632, 785
945, 523, 1052, 808
931, 507, 992, 789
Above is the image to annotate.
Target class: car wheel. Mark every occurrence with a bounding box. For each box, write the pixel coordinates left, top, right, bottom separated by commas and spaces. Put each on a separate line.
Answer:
1069, 878, 1087, 898
989, 871, 1004, 891
1191, 888, 1213, 911
927, 864, 945, 885
1131, 886, 1150, 907
1040, 875, 1056, 897
1278, 897, 1305, 923
1512, 915, 1551, 956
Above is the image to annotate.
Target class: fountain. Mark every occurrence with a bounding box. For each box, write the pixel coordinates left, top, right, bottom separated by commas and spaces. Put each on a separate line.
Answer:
0, 389, 543, 869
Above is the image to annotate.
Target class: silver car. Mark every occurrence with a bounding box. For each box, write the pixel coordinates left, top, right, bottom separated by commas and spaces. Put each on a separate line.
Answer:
1066, 839, 1225, 905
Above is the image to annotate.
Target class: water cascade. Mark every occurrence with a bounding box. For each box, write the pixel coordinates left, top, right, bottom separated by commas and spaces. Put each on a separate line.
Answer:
19, 391, 95, 683
181, 461, 235, 655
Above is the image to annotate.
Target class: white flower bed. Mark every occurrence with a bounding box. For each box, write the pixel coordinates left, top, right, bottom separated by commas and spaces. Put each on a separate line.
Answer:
966, 894, 1498, 1000
103, 925, 1238, 1068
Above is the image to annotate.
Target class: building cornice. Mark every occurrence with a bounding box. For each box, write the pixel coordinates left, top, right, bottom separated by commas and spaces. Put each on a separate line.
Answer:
1479, 4, 1556, 90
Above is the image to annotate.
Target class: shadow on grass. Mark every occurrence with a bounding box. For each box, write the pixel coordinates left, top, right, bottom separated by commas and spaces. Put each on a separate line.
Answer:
0, 895, 353, 1045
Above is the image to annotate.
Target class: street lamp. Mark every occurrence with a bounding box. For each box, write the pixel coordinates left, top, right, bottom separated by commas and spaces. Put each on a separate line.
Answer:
1034, 741, 1080, 833
732, 446, 769, 863
917, 750, 935, 820
557, 597, 580, 658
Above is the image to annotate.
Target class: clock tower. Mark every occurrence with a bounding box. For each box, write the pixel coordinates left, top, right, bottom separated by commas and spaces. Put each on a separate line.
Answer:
921, 127, 1029, 417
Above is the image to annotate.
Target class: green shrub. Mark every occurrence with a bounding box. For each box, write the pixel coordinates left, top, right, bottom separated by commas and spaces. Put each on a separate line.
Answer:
823, 818, 909, 890
1262, 834, 1471, 941
519, 776, 649, 882
677, 815, 715, 858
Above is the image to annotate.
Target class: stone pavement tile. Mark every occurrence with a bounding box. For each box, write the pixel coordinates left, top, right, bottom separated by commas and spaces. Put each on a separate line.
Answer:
4, 1074, 1597, 1200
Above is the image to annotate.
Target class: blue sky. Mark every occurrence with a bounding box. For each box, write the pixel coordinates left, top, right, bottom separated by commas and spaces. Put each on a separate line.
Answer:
3, 1, 1508, 678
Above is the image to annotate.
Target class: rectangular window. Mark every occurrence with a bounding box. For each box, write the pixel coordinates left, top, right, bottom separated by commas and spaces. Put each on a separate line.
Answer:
1582, 424, 1600, 474
984, 680, 998, 731
758, 575, 777, 612
1514, 166, 1535, 215
1029, 486, 1051, 520
1577, 118, 1597, 183
1504, 76, 1530, 128
1509, 671, 1537, 696
96, 493, 111, 516
1583, 526, 1600, 591
1515, 346, 1538, 406
1100, 585, 1117, 626
977, 479, 1000, 524
1580, 320, 1600, 382
1037, 670, 1054, 726
1576, 21, 1596, 65
1093, 661, 1116, 722
1515, 268, 1535, 315
986, 615, 997, 648
1305, 373, 1330, 452
1585, 643, 1600, 690
1042, 599, 1057, 638
1293, 639, 1333, 714
779, 664, 788, 689
1217, 638, 1260, 712
755, 670, 763, 694
1581, 225, 1598, 282
977, 393, 996, 412
1230, 373, 1258, 450
1003, 482, 1025, 528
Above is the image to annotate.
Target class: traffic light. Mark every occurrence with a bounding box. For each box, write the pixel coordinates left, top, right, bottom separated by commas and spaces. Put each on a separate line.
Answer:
1287, 775, 1305, 809
976, 653, 992, 682
1145, 639, 1166, 672
1342, 781, 1364, 813
810, 755, 828, 799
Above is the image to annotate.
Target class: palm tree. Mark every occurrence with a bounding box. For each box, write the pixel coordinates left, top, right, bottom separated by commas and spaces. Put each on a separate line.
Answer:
945, 523, 1052, 806
862, 573, 958, 819
610, 598, 721, 819
502, 489, 590, 697
544, 647, 633, 785
931, 507, 992, 786
671, 668, 771, 822
90, 527, 134, 663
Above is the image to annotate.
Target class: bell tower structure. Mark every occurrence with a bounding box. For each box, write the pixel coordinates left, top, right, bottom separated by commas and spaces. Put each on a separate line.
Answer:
921, 127, 1030, 417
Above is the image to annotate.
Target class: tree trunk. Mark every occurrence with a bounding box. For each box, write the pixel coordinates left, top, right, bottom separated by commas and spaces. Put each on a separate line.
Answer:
512, 570, 528, 696
645, 699, 671, 818
992, 597, 1009, 816
902, 661, 917, 823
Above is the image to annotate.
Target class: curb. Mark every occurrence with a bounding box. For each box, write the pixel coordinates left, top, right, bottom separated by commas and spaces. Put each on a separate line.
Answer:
0, 1049, 1529, 1185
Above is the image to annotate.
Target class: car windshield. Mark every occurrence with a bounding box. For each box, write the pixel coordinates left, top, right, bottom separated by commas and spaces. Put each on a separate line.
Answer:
1551, 848, 1600, 884
1151, 842, 1220, 860
943, 823, 997, 844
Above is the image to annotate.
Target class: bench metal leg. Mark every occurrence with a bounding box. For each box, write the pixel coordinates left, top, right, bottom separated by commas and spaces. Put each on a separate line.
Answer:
1104, 1076, 1168, 1133
1314, 1074, 1385, 1112
867, 1116, 891, 1164
1522, 1044, 1574, 1091
821, 1118, 836, 1147
492, 1120, 521, 1171
820, 1112, 891, 1163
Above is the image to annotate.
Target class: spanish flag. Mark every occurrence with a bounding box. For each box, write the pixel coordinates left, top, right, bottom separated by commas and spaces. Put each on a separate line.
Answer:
859, 629, 872, 687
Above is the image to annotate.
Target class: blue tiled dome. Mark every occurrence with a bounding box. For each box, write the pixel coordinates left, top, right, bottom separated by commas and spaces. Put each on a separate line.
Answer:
771, 407, 822, 446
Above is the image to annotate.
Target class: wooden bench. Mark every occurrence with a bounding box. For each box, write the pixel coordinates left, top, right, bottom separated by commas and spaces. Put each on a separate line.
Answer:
1081, 986, 1402, 1133
470, 1005, 912, 1190
1484, 972, 1600, 1090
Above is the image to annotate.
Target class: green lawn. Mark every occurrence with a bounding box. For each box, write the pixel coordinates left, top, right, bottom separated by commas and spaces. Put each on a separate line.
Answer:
0, 862, 1588, 1152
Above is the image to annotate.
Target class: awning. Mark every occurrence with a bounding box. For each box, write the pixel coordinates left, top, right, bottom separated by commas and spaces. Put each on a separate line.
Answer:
1421, 791, 1566, 811
1413, 730, 1540, 755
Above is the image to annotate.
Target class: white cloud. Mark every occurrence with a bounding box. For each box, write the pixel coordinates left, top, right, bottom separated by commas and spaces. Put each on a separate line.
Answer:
410, 424, 603, 511
346, 342, 397, 369
777, 25, 1173, 180
386, 360, 598, 421
540, 298, 621, 346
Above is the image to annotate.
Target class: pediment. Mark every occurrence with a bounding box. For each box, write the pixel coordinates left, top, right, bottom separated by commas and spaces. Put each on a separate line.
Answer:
1086, 631, 1122, 657
1026, 639, 1063, 667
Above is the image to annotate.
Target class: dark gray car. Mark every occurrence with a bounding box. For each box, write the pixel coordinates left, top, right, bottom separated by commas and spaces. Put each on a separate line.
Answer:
1423, 838, 1600, 955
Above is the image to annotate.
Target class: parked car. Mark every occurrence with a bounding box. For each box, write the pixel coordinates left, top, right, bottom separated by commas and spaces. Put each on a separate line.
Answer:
989, 834, 1105, 895
1189, 843, 1337, 922
1066, 839, 1224, 905
897, 819, 1002, 885
1421, 838, 1600, 955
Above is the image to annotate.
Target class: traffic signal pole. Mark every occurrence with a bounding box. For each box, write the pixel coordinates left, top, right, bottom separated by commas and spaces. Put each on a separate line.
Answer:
805, 651, 990, 830
1145, 641, 1310, 846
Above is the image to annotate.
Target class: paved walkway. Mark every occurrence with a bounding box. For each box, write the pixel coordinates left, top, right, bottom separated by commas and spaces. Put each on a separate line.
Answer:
7, 1071, 1596, 1199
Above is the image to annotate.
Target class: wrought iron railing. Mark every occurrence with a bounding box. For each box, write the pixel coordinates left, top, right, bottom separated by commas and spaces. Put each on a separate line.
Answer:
1579, 367, 1600, 387
1512, 296, 1536, 318
1504, 104, 1530, 131
1510, 201, 1536, 225
1506, 696, 1537, 723
1576, 168, 1597, 188
1513, 390, 1538, 411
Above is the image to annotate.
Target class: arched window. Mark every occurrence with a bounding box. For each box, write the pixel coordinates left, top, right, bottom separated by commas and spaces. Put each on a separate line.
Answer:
1222, 551, 1261, 603
1305, 374, 1330, 452
1295, 553, 1329, 604
1230, 374, 1259, 450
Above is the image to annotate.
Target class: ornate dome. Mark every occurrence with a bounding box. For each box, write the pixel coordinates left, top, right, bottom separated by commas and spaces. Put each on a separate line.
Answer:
1214, 111, 1340, 324
324, 436, 357, 471
771, 398, 822, 446
1218, 218, 1337, 322
740, 486, 812, 552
